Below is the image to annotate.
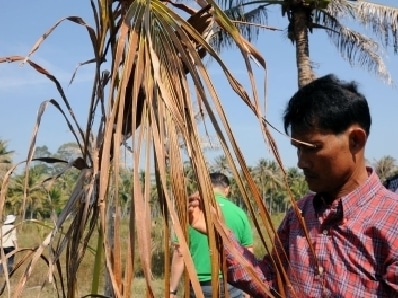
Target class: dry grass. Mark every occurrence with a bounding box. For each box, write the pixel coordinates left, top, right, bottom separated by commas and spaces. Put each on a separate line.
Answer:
2, 222, 166, 297
4, 278, 165, 298
1, 214, 284, 297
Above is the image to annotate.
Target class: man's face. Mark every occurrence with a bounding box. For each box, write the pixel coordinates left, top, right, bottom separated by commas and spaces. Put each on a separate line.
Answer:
291, 128, 355, 195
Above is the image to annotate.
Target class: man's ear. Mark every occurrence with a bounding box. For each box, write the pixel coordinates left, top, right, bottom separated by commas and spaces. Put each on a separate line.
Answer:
348, 126, 367, 152
224, 186, 230, 197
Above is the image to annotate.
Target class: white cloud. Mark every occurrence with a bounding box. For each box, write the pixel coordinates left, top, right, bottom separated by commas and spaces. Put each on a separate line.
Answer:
0, 57, 95, 90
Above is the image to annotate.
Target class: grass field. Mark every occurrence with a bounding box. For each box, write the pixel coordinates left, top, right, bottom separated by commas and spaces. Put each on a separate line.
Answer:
2, 214, 285, 297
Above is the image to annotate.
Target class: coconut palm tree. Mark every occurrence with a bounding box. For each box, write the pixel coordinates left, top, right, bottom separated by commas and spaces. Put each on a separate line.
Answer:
284, 167, 308, 211
183, 161, 198, 194
0, 139, 13, 181
211, 154, 231, 174
252, 158, 282, 213
216, 0, 398, 87
9, 167, 47, 219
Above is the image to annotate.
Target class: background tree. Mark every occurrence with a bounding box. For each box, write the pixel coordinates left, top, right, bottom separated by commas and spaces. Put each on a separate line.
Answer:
118, 167, 132, 218
229, 169, 250, 208
252, 159, 279, 213
216, 0, 398, 87
0, 139, 13, 182
56, 142, 81, 161
373, 155, 398, 182
9, 167, 47, 219
33, 145, 52, 174
210, 154, 231, 174
287, 167, 308, 199
34, 145, 51, 158
183, 161, 198, 195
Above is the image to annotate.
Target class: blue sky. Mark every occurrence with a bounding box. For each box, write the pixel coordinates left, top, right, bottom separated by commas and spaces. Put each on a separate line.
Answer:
1, 1, 398, 169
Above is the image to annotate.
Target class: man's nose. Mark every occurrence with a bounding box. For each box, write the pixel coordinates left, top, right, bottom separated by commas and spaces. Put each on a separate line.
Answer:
297, 148, 311, 169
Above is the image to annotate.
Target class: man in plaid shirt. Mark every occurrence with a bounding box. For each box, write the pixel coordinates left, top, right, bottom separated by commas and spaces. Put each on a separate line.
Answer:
190, 74, 398, 297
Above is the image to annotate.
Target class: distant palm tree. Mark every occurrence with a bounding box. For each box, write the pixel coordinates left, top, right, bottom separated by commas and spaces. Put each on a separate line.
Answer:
216, 0, 398, 87
119, 168, 132, 217
9, 167, 47, 219
287, 167, 308, 198
211, 154, 231, 174
252, 159, 282, 214
183, 161, 198, 194
0, 139, 13, 181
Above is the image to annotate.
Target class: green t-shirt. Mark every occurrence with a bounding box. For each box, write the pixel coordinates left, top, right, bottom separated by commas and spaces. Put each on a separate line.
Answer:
188, 193, 253, 281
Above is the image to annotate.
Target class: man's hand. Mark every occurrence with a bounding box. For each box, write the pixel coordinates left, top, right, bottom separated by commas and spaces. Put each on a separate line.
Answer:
188, 190, 225, 234
188, 191, 208, 234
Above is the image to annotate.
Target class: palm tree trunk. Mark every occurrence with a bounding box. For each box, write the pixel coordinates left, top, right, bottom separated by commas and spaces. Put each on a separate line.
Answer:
294, 8, 315, 88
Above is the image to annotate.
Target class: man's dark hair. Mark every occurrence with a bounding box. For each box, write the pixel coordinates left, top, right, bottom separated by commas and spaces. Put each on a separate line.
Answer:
209, 172, 229, 189
283, 74, 372, 136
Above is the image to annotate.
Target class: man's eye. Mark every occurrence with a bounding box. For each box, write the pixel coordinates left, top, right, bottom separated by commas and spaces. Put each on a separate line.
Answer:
296, 144, 319, 153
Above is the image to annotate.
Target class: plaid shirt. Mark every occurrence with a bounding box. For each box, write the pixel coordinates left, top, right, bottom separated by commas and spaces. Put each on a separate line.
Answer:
225, 169, 398, 297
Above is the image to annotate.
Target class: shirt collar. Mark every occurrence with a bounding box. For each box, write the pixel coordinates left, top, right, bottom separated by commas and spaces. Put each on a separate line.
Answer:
341, 167, 383, 217
214, 190, 225, 199
313, 167, 383, 217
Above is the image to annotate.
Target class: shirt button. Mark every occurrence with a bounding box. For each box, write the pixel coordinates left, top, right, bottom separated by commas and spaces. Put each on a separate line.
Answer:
322, 288, 331, 297
318, 266, 324, 276
322, 230, 328, 235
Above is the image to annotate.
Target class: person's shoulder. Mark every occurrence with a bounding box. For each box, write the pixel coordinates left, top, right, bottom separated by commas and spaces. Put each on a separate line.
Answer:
296, 191, 316, 207
284, 191, 315, 217
217, 197, 241, 209
360, 185, 398, 220
377, 185, 398, 205
216, 195, 234, 205
215, 195, 228, 203
217, 197, 248, 215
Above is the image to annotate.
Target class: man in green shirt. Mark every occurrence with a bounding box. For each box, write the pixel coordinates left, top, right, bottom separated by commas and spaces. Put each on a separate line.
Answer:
170, 172, 253, 297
